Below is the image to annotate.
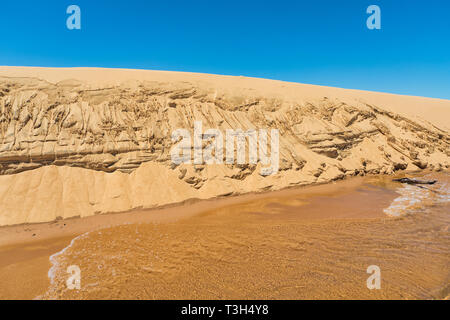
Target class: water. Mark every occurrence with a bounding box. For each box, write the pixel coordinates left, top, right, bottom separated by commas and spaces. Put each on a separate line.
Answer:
41, 172, 450, 300
384, 174, 450, 216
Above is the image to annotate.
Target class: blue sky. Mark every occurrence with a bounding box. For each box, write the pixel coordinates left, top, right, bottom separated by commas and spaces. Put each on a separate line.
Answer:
0, 0, 449, 99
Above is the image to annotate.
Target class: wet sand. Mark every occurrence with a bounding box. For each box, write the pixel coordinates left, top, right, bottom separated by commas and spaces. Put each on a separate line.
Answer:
1, 172, 449, 300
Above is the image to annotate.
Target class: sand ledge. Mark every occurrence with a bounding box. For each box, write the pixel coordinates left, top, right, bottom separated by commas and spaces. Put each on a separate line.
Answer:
0, 67, 449, 226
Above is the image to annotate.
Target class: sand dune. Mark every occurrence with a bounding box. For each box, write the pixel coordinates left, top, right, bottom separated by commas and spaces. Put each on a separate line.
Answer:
0, 66, 448, 226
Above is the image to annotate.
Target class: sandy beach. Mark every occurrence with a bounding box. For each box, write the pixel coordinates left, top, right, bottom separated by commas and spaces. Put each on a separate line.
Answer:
0, 174, 378, 299
0, 171, 448, 300
0, 67, 448, 300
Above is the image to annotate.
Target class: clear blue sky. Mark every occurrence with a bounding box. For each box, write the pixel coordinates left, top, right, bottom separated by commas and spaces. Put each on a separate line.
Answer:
0, 0, 449, 99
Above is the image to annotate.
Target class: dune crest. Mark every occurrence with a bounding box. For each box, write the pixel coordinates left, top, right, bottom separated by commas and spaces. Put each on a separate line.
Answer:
0, 67, 449, 226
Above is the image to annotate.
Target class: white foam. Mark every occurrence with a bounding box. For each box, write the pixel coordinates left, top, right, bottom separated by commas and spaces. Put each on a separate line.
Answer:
47, 231, 90, 284
384, 179, 450, 217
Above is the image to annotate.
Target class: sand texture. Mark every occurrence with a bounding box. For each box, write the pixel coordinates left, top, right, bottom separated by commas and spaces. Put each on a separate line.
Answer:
0, 67, 449, 226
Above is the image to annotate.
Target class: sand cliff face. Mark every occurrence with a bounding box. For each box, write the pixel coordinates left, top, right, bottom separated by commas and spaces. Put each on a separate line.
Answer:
0, 67, 449, 226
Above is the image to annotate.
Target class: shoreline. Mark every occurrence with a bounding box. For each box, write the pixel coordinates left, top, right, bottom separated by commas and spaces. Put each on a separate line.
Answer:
42, 170, 450, 300
0, 170, 446, 299
0, 170, 411, 245
0, 174, 380, 300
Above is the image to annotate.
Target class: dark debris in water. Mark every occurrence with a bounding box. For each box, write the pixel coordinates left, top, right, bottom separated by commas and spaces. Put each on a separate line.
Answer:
393, 178, 437, 185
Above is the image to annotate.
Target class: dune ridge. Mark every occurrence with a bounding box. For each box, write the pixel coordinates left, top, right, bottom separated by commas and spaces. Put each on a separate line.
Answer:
0, 67, 449, 226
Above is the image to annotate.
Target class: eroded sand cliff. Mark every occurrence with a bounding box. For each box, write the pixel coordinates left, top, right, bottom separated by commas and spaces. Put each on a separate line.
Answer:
0, 67, 449, 225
